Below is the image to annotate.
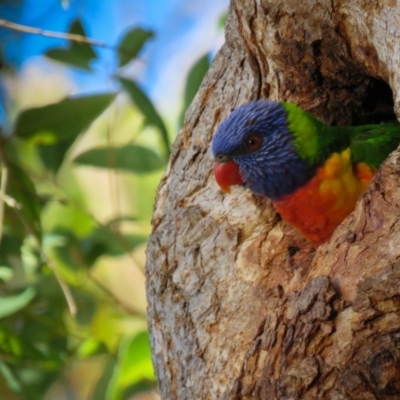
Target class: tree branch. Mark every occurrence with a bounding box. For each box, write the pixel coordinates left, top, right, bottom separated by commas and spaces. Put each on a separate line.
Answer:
0, 19, 109, 49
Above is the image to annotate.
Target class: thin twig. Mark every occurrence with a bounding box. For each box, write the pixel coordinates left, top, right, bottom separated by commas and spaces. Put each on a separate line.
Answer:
0, 19, 109, 48
0, 193, 21, 209
0, 19, 144, 61
40, 250, 77, 317
0, 163, 8, 248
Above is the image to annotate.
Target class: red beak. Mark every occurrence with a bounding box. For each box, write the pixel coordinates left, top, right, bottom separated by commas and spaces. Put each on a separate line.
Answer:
213, 160, 243, 192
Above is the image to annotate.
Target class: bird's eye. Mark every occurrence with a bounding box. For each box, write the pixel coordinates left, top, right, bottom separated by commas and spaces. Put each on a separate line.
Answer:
245, 134, 262, 151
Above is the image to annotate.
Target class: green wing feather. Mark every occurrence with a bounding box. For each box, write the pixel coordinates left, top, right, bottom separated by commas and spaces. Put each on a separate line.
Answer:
281, 103, 400, 168
348, 123, 400, 167
283, 102, 400, 168
283, 102, 350, 165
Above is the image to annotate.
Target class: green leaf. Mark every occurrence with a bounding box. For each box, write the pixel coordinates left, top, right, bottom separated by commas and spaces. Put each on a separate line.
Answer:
121, 381, 156, 400
46, 226, 146, 270
0, 266, 13, 281
184, 54, 210, 111
7, 162, 42, 240
92, 358, 117, 400
0, 326, 23, 357
38, 138, 76, 172
117, 330, 155, 386
118, 77, 170, 156
122, 381, 156, 400
0, 287, 36, 319
0, 233, 23, 271
83, 226, 146, 264
118, 27, 154, 67
106, 331, 155, 400
0, 359, 22, 393
218, 13, 227, 29
14, 93, 115, 142
73, 144, 166, 173
42, 202, 95, 238
180, 53, 210, 126
45, 19, 97, 70
73, 290, 97, 325
77, 338, 106, 359
44, 231, 87, 273
46, 48, 93, 71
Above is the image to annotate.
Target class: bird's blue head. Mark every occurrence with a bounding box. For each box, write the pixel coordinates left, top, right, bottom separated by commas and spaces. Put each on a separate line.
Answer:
212, 99, 316, 200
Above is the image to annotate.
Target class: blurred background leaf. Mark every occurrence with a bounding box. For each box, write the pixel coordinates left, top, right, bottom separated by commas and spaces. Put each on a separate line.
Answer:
45, 19, 97, 71
14, 93, 115, 171
14, 93, 115, 141
118, 27, 154, 67
119, 77, 170, 157
0, 0, 227, 399
73, 144, 166, 173
180, 53, 210, 125
0, 287, 36, 319
106, 331, 154, 400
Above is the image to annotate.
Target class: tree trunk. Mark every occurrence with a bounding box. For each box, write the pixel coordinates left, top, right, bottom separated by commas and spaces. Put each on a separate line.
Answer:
146, 0, 400, 399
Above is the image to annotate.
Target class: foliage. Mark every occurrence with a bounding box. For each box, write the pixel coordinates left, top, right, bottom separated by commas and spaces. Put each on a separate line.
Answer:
180, 54, 210, 125
0, 16, 210, 400
45, 19, 97, 71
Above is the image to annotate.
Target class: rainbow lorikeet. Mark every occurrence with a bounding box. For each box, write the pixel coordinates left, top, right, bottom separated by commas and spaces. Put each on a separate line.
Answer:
212, 99, 400, 246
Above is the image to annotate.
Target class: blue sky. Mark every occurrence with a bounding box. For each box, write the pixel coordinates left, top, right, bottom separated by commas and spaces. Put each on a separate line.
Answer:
0, 0, 228, 121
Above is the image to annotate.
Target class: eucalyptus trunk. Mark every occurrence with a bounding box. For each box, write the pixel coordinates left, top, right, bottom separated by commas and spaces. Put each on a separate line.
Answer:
146, 0, 400, 398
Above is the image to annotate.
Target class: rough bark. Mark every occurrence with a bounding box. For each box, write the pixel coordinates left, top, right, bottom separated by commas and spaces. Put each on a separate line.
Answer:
146, 0, 400, 399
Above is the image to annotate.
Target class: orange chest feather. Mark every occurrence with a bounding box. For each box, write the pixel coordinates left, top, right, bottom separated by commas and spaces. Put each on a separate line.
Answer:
273, 148, 376, 246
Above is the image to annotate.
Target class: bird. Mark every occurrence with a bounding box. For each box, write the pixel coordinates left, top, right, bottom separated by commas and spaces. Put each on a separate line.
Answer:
211, 99, 400, 246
